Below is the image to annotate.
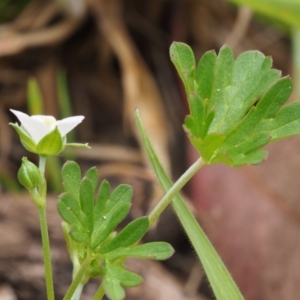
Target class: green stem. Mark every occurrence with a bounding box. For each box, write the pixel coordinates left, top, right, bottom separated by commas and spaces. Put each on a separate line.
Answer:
39, 155, 47, 174
38, 206, 55, 300
71, 283, 84, 300
149, 157, 205, 226
63, 256, 92, 300
292, 29, 300, 100
37, 155, 55, 300
135, 110, 244, 299
92, 283, 105, 300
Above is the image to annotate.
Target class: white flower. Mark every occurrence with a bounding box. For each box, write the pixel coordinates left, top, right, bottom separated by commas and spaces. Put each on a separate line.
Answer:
10, 109, 88, 156
10, 109, 84, 144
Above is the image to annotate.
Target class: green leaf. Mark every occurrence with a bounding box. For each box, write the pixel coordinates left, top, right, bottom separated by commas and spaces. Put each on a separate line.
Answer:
61, 161, 81, 199
36, 127, 63, 155
58, 193, 82, 226
135, 110, 244, 300
98, 217, 149, 254
105, 184, 133, 213
104, 262, 143, 287
170, 42, 196, 95
207, 48, 279, 134
172, 42, 300, 166
60, 161, 135, 253
60, 162, 94, 244
103, 261, 142, 300
85, 167, 98, 192
261, 102, 300, 140
91, 201, 131, 249
94, 180, 110, 222
103, 277, 124, 300
80, 177, 94, 234
196, 50, 217, 101
91, 185, 133, 249
57, 192, 89, 243
105, 242, 174, 261
216, 77, 295, 165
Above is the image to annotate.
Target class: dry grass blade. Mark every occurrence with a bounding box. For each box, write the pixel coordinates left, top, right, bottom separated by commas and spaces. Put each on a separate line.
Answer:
0, 1, 86, 57
88, 0, 171, 173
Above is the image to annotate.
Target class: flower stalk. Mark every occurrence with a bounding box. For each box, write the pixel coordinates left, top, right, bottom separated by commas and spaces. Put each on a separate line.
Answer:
148, 157, 205, 226
38, 204, 55, 300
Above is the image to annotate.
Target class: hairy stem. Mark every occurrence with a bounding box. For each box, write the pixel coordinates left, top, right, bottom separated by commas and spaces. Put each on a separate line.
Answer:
63, 256, 92, 300
93, 283, 105, 300
37, 155, 55, 300
148, 157, 205, 226
38, 205, 55, 300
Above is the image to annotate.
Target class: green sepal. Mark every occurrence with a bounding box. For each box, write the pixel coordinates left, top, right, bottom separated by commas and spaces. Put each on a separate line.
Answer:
10, 123, 64, 156
36, 127, 63, 155
9, 123, 37, 153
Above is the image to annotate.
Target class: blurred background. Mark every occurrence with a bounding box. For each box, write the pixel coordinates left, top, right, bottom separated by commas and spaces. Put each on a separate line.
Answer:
1, 0, 300, 299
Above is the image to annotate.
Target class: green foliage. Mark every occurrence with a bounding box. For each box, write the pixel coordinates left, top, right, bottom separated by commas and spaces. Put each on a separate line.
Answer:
58, 161, 174, 300
136, 110, 244, 300
103, 261, 143, 300
170, 42, 300, 166
229, 0, 300, 29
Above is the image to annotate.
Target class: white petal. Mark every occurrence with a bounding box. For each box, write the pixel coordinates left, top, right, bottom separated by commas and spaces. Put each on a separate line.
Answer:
57, 116, 85, 137
29, 115, 58, 143
10, 109, 53, 143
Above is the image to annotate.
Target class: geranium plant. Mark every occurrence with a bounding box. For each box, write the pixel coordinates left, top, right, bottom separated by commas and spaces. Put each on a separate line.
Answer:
9, 42, 300, 300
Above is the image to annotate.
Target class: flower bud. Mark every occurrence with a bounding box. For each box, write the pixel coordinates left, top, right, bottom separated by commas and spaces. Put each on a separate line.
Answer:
18, 157, 42, 190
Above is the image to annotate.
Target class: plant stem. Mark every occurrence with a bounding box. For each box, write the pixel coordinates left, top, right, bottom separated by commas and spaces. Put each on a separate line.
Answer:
37, 155, 55, 300
292, 29, 300, 100
135, 110, 244, 299
63, 256, 92, 300
92, 283, 105, 300
38, 205, 55, 300
39, 155, 47, 174
148, 157, 205, 226
71, 283, 84, 300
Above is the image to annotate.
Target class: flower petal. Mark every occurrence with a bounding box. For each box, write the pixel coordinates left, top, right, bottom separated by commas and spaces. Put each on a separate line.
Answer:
10, 110, 56, 144
31, 115, 57, 138
10, 109, 48, 144
57, 116, 85, 137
